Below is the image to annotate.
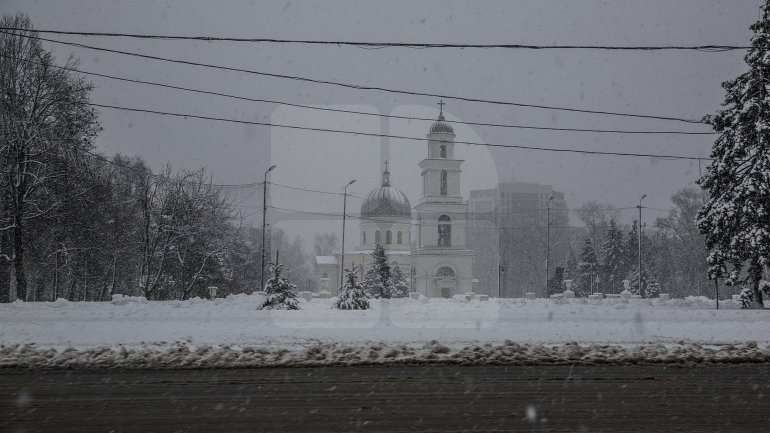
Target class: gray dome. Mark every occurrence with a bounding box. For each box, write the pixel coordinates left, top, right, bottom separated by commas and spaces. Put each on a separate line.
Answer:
361, 165, 411, 218
361, 187, 411, 218
429, 113, 455, 135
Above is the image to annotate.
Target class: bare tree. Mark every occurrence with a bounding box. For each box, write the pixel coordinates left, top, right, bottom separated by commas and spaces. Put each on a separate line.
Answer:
0, 14, 100, 301
313, 233, 339, 256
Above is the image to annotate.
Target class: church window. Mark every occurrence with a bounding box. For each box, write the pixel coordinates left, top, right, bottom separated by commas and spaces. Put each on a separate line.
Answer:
440, 171, 447, 196
440, 145, 447, 158
375, 230, 381, 244
397, 231, 403, 244
386, 230, 392, 244
438, 215, 451, 247
362, 231, 367, 244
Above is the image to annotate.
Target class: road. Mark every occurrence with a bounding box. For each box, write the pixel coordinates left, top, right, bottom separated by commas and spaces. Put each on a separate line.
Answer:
2, 364, 769, 432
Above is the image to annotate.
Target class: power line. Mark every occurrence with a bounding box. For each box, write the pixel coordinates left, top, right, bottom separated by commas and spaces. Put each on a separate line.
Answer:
2, 31, 708, 124
69, 150, 678, 219
85, 101, 711, 161
0, 28, 750, 51
0, 53, 714, 136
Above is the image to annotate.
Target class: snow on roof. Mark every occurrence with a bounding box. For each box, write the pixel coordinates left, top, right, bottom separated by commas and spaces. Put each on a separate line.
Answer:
315, 256, 338, 265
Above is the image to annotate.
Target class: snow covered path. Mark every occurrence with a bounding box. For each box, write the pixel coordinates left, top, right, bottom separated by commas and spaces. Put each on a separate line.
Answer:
1, 294, 769, 369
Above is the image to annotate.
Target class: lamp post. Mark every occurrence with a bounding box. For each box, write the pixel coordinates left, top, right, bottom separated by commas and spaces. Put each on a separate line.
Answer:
260, 165, 277, 291
340, 179, 356, 288
637, 194, 646, 297
545, 195, 554, 295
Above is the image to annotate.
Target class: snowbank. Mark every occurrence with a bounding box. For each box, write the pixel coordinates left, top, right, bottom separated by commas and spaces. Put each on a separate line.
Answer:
1, 340, 767, 371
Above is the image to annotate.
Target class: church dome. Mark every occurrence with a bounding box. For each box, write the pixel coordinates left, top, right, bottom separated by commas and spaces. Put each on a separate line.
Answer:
360, 164, 411, 219
429, 113, 455, 135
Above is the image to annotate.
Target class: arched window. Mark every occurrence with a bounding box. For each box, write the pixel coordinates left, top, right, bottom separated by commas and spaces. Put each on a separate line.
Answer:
362, 231, 367, 244
375, 230, 381, 244
440, 144, 447, 158
440, 170, 448, 196
438, 215, 451, 247
397, 231, 403, 244
386, 230, 392, 244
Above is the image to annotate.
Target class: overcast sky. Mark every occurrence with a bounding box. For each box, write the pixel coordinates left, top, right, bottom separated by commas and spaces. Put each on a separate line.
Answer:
2, 0, 762, 244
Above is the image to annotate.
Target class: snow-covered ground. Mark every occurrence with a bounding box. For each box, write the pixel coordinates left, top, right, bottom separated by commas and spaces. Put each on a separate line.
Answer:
1, 294, 769, 369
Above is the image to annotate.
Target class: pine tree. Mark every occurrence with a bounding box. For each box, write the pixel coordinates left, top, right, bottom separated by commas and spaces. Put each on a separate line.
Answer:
546, 266, 566, 297
389, 263, 409, 298
601, 218, 626, 294
697, 2, 770, 309
646, 277, 662, 298
363, 243, 392, 298
335, 266, 370, 310
628, 265, 652, 297
257, 251, 300, 310
575, 238, 598, 298
623, 221, 639, 279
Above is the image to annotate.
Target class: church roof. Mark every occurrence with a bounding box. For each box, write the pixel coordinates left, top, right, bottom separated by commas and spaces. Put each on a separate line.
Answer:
360, 163, 411, 219
429, 113, 455, 135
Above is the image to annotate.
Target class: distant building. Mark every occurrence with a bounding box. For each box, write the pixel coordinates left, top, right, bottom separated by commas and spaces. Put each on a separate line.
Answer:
469, 182, 569, 297
315, 107, 475, 297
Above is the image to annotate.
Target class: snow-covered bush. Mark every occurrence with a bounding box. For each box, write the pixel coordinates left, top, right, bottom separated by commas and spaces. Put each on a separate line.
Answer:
739, 287, 754, 310
335, 266, 370, 310
647, 279, 662, 298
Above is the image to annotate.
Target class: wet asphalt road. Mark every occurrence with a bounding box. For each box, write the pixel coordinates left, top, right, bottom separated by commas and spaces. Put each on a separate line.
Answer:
2, 364, 769, 432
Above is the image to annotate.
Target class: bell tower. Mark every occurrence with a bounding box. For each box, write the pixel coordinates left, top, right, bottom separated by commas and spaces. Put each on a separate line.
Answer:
413, 101, 475, 297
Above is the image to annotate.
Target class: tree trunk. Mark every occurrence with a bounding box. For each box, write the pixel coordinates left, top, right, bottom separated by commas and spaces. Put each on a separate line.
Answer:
13, 217, 27, 301
749, 258, 765, 309
0, 229, 10, 303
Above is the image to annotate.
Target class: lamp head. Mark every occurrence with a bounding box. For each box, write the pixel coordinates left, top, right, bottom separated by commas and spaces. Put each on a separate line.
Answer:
267, 165, 277, 172
347, 179, 356, 186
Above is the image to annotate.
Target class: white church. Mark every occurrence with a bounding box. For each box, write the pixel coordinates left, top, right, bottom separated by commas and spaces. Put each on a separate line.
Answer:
315, 105, 476, 298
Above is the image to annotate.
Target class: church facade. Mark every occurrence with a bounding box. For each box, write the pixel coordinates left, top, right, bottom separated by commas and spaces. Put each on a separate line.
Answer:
315, 107, 475, 297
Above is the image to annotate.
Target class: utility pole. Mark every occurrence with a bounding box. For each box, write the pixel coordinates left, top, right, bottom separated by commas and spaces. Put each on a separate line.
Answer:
260, 165, 277, 291
638, 194, 646, 297
545, 195, 553, 295
340, 179, 356, 288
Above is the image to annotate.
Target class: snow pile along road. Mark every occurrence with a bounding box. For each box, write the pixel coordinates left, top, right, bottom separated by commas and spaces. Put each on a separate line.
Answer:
1, 340, 768, 370
1, 293, 768, 369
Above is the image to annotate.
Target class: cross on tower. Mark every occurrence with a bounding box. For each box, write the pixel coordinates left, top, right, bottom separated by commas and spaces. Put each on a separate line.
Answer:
437, 99, 445, 117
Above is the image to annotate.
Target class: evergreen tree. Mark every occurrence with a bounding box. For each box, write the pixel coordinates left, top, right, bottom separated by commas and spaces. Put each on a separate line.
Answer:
546, 266, 566, 297
628, 265, 652, 297
623, 221, 639, 279
575, 238, 598, 298
389, 263, 409, 298
258, 251, 300, 310
600, 218, 626, 294
697, 2, 770, 309
647, 277, 662, 298
335, 266, 370, 310
363, 243, 392, 298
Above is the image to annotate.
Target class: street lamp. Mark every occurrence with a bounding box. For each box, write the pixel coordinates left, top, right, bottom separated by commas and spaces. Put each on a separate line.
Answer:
260, 165, 277, 291
545, 195, 554, 295
638, 194, 646, 297
340, 179, 356, 289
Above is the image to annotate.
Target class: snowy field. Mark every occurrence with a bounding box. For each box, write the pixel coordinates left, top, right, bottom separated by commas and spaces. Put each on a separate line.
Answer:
1, 294, 769, 369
